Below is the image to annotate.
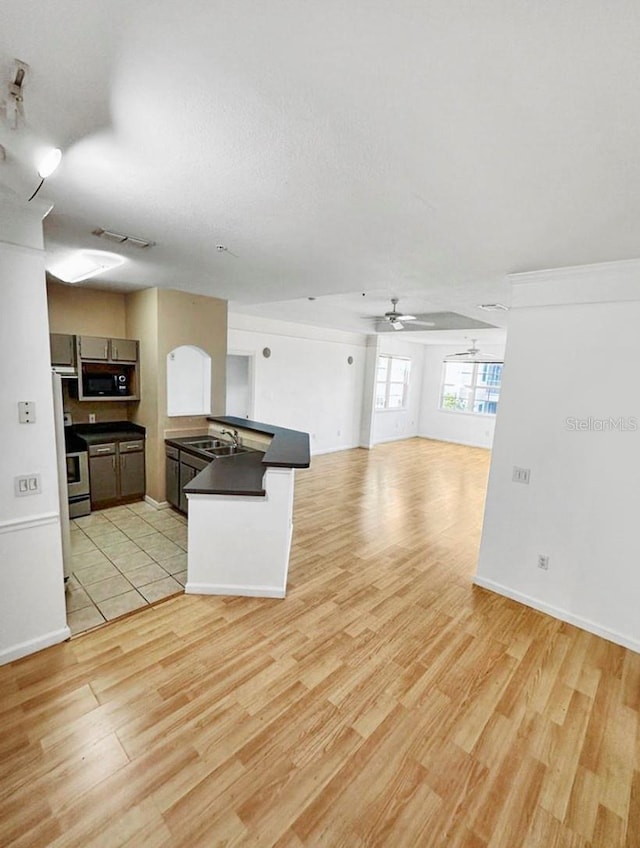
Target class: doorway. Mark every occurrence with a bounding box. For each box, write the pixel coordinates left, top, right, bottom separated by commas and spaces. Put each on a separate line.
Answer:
226, 353, 254, 419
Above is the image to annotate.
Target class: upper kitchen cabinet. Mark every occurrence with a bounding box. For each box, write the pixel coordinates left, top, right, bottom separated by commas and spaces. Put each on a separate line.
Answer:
50, 333, 76, 368
78, 336, 138, 363
76, 334, 141, 401
111, 338, 138, 362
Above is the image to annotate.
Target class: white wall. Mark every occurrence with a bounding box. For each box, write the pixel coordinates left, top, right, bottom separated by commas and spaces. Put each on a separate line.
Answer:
0, 196, 69, 664
476, 260, 640, 652
419, 344, 506, 449
228, 314, 367, 454
372, 336, 424, 444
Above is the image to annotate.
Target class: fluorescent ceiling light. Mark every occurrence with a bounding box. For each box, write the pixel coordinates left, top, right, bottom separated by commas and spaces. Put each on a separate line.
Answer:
47, 250, 126, 283
37, 148, 62, 178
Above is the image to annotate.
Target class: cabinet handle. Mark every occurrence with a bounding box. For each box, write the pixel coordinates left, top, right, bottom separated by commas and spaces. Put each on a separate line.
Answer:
96, 447, 111, 454
105, 342, 109, 358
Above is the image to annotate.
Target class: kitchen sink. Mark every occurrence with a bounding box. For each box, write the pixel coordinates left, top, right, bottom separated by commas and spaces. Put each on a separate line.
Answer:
181, 438, 226, 450
206, 445, 249, 456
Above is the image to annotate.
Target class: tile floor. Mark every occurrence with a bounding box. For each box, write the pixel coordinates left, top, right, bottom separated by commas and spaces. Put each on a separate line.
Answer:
66, 501, 187, 635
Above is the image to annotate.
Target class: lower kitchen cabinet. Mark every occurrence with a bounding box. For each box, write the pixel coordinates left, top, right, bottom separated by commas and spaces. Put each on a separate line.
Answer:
165, 444, 208, 514
165, 446, 180, 509
89, 439, 145, 508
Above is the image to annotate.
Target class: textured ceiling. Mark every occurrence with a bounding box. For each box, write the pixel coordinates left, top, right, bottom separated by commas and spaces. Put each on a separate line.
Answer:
1, 1, 639, 334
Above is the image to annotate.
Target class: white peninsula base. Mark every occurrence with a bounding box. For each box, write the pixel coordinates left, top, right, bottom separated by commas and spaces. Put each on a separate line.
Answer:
185, 466, 295, 598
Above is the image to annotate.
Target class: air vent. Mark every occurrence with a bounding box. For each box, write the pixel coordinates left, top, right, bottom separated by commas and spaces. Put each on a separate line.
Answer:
92, 228, 155, 248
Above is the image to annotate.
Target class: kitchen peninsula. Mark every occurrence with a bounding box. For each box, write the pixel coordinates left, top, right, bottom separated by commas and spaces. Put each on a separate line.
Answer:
181, 416, 310, 598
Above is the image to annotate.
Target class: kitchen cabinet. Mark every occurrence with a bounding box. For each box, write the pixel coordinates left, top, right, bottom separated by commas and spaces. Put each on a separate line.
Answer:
119, 440, 145, 498
50, 333, 75, 367
77, 334, 140, 401
78, 336, 139, 362
88, 443, 118, 504
111, 338, 138, 362
178, 451, 209, 514
165, 446, 180, 509
89, 439, 145, 508
78, 335, 109, 360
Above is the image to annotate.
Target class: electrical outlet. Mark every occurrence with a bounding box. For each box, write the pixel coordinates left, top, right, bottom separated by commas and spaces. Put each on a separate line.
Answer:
89, 413, 96, 424
18, 401, 36, 423
538, 554, 550, 570
512, 466, 531, 484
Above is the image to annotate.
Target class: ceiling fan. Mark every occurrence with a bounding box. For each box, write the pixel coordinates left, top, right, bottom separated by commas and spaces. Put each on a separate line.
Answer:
367, 298, 435, 331
444, 339, 502, 363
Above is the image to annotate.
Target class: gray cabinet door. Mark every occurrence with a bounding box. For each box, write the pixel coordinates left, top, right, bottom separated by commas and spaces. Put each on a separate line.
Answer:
179, 463, 197, 513
111, 338, 138, 362
119, 450, 145, 499
89, 454, 118, 505
166, 457, 180, 508
50, 333, 75, 366
79, 335, 109, 360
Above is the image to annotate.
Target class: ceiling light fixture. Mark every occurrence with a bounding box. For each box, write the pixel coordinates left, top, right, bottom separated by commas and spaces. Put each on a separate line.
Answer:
28, 147, 62, 201
47, 249, 125, 283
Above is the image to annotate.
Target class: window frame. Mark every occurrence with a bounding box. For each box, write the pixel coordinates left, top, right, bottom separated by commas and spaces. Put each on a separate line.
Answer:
439, 360, 503, 417
375, 354, 412, 411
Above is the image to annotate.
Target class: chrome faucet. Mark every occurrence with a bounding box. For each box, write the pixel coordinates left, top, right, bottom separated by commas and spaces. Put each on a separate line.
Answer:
220, 428, 240, 447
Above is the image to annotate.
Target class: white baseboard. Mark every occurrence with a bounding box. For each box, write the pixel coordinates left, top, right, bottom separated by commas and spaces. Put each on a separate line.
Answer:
0, 625, 71, 666
373, 434, 419, 445
144, 495, 169, 510
185, 582, 286, 599
473, 576, 640, 654
311, 443, 361, 456
418, 434, 492, 449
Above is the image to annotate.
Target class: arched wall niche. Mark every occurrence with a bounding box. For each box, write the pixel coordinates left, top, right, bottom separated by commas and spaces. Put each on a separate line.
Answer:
167, 345, 212, 416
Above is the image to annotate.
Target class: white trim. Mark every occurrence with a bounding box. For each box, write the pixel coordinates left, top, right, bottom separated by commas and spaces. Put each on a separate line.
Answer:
473, 576, 640, 655
0, 626, 71, 666
373, 434, 418, 445
0, 512, 59, 535
418, 434, 492, 450
184, 582, 285, 599
144, 495, 167, 510
508, 257, 640, 287
311, 443, 361, 456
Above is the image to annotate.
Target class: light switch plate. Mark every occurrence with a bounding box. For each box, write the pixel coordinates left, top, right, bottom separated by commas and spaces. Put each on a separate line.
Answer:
14, 474, 41, 496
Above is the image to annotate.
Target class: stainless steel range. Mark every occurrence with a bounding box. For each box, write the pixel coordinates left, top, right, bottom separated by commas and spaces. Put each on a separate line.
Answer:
66, 449, 90, 517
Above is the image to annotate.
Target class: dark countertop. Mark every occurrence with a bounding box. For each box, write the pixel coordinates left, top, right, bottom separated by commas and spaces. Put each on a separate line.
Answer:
183, 449, 267, 497
72, 421, 146, 446
207, 416, 310, 469
170, 417, 309, 498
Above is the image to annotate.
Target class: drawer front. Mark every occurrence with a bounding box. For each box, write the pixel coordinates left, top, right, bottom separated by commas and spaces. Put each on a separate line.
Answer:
119, 440, 144, 453
88, 442, 116, 457
165, 445, 179, 460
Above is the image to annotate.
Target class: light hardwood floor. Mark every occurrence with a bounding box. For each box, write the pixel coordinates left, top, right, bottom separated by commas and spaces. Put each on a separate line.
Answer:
1, 438, 638, 847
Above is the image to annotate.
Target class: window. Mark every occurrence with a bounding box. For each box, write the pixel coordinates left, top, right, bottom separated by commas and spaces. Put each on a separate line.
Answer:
440, 361, 503, 415
375, 355, 411, 410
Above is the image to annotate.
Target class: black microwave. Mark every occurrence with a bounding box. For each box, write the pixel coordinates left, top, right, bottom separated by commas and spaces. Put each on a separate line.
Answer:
83, 372, 130, 397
